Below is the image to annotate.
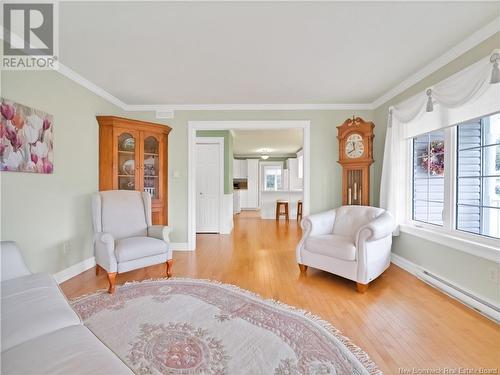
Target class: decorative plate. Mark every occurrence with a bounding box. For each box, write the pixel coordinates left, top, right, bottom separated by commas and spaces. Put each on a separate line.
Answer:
122, 159, 135, 175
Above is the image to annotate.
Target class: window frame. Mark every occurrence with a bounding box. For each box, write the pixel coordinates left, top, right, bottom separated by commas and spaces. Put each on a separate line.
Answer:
404, 124, 500, 261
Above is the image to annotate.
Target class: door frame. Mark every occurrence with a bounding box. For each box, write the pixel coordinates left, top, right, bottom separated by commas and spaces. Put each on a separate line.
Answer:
188, 121, 310, 250
195, 137, 225, 234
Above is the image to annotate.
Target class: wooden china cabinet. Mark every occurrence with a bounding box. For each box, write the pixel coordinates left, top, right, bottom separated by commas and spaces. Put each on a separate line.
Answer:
96, 116, 171, 225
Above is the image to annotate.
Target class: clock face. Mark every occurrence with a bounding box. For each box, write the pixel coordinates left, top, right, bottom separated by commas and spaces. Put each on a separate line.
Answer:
345, 133, 364, 159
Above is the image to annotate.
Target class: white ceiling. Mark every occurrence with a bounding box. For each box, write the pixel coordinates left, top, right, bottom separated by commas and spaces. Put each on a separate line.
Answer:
232, 129, 303, 156
59, 2, 499, 106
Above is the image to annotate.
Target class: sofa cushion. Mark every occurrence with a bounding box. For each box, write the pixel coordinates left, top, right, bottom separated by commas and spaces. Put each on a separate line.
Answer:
332, 206, 384, 240
1, 273, 57, 298
305, 234, 356, 261
1, 285, 81, 351
115, 236, 167, 263
1, 325, 133, 374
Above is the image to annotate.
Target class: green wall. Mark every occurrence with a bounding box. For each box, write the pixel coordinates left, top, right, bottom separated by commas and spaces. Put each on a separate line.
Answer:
373, 32, 500, 303
196, 130, 233, 194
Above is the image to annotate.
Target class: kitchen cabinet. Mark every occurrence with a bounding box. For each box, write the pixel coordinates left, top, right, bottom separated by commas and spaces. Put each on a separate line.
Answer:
233, 159, 247, 179
245, 159, 259, 208
287, 158, 303, 191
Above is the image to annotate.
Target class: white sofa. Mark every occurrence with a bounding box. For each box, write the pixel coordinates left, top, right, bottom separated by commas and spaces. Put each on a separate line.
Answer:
296, 206, 394, 292
0, 241, 133, 374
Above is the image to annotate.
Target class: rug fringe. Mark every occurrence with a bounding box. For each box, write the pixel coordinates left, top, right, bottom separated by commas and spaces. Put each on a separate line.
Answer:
71, 277, 383, 374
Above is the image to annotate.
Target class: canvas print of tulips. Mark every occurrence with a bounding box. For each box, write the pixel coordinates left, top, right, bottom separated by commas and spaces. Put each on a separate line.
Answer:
1, 98, 54, 173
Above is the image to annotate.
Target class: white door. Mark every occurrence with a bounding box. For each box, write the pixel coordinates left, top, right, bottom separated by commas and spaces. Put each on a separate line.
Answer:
196, 143, 221, 233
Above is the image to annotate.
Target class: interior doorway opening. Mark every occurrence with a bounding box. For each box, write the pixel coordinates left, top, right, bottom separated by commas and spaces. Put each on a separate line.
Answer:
188, 121, 310, 250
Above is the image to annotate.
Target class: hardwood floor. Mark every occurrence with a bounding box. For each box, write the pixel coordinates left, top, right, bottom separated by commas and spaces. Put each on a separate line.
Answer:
62, 210, 500, 373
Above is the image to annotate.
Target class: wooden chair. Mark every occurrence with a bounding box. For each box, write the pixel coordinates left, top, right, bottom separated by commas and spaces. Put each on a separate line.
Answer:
276, 200, 289, 220
297, 200, 303, 222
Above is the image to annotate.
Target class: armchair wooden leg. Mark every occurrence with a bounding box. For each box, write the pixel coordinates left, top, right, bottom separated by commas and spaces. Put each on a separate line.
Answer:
298, 264, 308, 274
166, 259, 174, 278
107, 272, 117, 294
356, 282, 369, 293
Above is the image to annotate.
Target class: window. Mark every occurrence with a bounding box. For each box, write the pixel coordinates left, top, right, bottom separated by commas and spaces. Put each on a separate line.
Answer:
263, 165, 282, 191
457, 114, 500, 238
409, 112, 500, 240
412, 130, 445, 226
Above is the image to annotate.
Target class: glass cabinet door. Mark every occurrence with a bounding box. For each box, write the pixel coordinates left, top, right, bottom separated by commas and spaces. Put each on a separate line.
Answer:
143, 135, 160, 199
117, 132, 137, 191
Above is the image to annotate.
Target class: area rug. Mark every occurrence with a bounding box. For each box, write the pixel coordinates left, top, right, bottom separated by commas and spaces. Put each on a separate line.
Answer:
71, 278, 381, 375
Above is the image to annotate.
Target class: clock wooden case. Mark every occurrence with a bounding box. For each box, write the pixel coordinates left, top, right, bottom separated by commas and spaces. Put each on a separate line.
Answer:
97, 116, 171, 225
337, 117, 375, 206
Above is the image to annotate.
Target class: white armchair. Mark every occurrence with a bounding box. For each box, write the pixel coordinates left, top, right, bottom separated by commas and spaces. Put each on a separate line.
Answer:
92, 190, 172, 293
296, 206, 394, 292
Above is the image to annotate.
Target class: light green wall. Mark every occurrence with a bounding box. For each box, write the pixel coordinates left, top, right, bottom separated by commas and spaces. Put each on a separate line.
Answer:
373, 32, 500, 303
196, 130, 233, 194
0, 70, 125, 273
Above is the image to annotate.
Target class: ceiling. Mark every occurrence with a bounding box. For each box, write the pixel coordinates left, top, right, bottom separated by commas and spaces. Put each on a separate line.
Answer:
232, 129, 303, 156
59, 2, 500, 106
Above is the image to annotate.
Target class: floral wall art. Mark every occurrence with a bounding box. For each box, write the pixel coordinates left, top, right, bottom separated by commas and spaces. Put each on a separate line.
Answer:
1, 99, 54, 173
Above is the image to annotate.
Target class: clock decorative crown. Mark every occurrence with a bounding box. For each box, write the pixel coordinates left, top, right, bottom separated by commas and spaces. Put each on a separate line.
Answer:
337, 117, 375, 206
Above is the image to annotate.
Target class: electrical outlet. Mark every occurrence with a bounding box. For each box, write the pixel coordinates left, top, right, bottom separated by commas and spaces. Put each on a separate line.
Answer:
488, 267, 499, 284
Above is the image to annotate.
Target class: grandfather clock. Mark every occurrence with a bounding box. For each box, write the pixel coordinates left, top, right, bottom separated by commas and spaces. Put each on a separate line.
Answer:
337, 116, 374, 206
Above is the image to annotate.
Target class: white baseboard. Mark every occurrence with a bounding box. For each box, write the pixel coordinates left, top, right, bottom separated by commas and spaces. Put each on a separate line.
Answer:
390, 253, 421, 275
391, 254, 500, 323
170, 242, 193, 251
52, 243, 192, 284
53, 257, 96, 284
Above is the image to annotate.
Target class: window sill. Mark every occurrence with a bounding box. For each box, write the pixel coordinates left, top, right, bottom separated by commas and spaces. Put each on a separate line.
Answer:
399, 224, 500, 263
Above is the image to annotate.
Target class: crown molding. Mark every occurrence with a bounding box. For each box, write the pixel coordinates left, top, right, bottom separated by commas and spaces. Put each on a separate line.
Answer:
57, 63, 130, 110
370, 16, 500, 109
125, 103, 372, 111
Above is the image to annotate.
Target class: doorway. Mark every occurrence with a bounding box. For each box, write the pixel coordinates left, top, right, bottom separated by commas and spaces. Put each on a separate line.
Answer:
188, 121, 310, 250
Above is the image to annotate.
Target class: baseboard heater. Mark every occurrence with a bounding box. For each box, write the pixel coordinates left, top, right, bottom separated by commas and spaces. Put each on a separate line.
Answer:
418, 270, 500, 324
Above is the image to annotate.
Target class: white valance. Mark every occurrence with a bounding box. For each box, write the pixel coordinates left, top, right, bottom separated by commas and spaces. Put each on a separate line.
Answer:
392, 49, 500, 139
380, 50, 500, 234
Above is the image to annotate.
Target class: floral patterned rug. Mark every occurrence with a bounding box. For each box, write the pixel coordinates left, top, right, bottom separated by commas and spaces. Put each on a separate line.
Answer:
71, 278, 381, 375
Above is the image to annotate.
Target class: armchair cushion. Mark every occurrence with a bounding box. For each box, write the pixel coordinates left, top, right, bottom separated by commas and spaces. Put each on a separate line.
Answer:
305, 234, 356, 261
332, 206, 384, 240
115, 236, 168, 263
100, 191, 148, 239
